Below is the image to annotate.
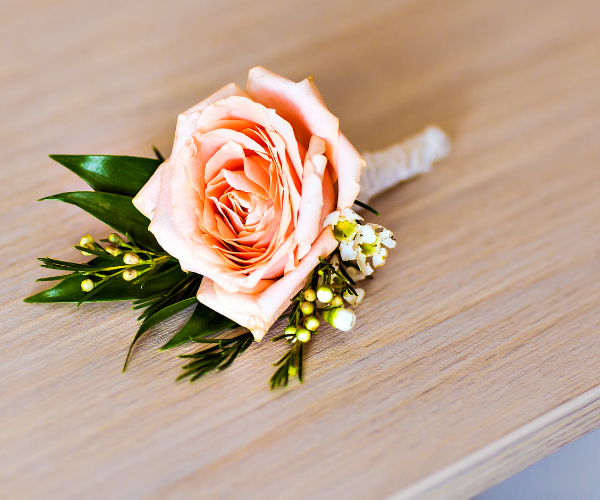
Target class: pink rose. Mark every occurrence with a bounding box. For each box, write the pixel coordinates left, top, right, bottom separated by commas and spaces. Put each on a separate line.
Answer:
133, 67, 363, 340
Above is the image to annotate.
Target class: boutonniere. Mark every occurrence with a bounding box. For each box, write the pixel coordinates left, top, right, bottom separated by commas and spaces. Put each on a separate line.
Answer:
26, 67, 449, 389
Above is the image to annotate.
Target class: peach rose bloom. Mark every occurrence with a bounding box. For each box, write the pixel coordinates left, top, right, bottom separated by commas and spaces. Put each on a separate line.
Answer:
133, 67, 363, 340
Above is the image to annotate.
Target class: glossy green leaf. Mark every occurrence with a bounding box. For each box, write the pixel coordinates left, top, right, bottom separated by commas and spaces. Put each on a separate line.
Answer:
136, 297, 197, 338
161, 303, 238, 350
123, 297, 198, 370
49, 155, 160, 197
40, 191, 161, 251
24, 262, 184, 303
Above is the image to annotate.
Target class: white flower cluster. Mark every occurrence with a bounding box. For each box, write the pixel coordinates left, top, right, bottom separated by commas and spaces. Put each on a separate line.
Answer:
323, 208, 396, 276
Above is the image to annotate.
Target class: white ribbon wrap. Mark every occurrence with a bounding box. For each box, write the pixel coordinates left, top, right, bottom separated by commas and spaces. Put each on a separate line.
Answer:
358, 126, 451, 202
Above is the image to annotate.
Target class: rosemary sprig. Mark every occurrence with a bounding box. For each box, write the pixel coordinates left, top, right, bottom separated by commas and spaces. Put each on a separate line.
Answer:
177, 331, 254, 382
270, 339, 303, 389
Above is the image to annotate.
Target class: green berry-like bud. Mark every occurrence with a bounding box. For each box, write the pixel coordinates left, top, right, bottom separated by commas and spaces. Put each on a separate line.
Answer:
331, 294, 344, 308
123, 252, 141, 265
284, 325, 297, 336
81, 279, 95, 292
81, 243, 95, 256
80, 234, 94, 246
108, 233, 123, 245
316, 284, 334, 304
304, 288, 317, 302
105, 245, 121, 257
304, 315, 320, 331
122, 268, 138, 281
296, 328, 311, 343
333, 219, 357, 242
300, 301, 314, 315
288, 365, 298, 376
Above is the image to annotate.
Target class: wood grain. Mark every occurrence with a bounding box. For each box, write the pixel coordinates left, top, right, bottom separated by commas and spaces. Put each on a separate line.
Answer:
2, 0, 600, 499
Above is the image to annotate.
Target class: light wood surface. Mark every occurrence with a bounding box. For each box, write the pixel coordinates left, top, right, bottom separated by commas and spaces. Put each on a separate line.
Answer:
2, 0, 600, 499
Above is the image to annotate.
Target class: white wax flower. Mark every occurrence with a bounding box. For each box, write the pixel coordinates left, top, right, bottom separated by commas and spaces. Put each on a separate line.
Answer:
344, 288, 365, 307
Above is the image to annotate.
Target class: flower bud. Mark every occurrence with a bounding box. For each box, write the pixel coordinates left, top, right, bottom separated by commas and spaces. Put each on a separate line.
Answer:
284, 325, 297, 336
304, 315, 320, 331
333, 219, 357, 242
123, 252, 141, 265
122, 268, 138, 281
81, 243, 95, 256
105, 245, 121, 257
296, 327, 311, 343
288, 365, 298, 376
80, 234, 94, 246
304, 288, 316, 302
331, 294, 344, 308
80, 279, 95, 292
299, 301, 314, 315
108, 233, 123, 245
322, 307, 356, 331
316, 284, 334, 304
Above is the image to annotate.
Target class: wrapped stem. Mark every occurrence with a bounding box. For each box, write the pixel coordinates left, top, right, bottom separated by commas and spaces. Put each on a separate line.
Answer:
359, 126, 450, 202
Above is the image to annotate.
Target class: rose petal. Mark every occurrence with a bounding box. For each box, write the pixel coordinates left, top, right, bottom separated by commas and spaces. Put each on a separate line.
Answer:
196, 228, 338, 340
132, 162, 165, 219
335, 132, 364, 210
245, 67, 340, 166
295, 135, 327, 259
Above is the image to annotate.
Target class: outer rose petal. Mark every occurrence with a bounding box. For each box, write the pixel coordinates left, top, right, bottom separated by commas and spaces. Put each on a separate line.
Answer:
295, 135, 328, 259
197, 228, 338, 340
245, 66, 340, 166
133, 83, 248, 218
173, 83, 249, 162
133, 162, 164, 219
335, 131, 365, 209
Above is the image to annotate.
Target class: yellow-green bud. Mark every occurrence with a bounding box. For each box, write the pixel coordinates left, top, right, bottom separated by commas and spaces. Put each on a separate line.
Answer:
296, 328, 311, 343
80, 234, 94, 246
122, 268, 138, 281
81, 243, 95, 256
331, 294, 344, 308
284, 325, 297, 336
333, 219, 357, 242
304, 315, 320, 331
304, 288, 317, 302
300, 301, 314, 315
123, 252, 141, 265
108, 233, 123, 245
105, 245, 121, 257
80, 279, 95, 292
316, 284, 334, 304
288, 365, 298, 376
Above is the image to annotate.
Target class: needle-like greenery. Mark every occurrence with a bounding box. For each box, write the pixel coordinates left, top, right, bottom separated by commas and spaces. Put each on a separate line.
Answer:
177, 332, 254, 382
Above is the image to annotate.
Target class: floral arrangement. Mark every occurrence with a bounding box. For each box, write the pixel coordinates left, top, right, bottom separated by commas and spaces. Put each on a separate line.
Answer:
26, 67, 449, 388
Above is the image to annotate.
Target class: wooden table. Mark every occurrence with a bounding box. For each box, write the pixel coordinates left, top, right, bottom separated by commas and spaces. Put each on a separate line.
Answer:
3, 0, 600, 498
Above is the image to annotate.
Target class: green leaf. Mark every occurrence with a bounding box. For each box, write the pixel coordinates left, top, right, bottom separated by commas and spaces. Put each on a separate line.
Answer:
40, 191, 161, 251
24, 262, 185, 303
123, 297, 198, 371
161, 303, 238, 350
152, 147, 165, 163
353, 199, 380, 216
49, 155, 160, 197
